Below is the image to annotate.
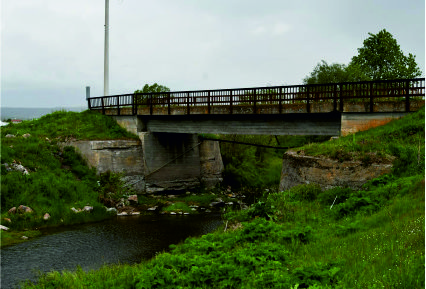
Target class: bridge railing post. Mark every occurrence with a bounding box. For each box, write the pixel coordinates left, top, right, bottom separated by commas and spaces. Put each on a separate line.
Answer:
339, 84, 344, 111
230, 90, 233, 114
207, 91, 211, 114
253, 88, 257, 114
279, 87, 282, 114
167, 92, 171, 115
101, 97, 105, 115
306, 86, 310, 113
333, 84, 337, 111
132, 94, 136, 115
150, 94, 153, 115
369, 82, 374, 113
187, 92, 190, 115
405, 80, 410, 112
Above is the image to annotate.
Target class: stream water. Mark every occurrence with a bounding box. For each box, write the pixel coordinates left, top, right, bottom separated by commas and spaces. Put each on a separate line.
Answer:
1, 214, 223, 289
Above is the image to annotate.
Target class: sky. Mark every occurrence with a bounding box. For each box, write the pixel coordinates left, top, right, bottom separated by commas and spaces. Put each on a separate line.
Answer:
1, 0, 425, 108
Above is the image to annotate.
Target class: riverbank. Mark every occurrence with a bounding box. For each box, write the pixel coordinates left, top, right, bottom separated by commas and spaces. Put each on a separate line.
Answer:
20, 108, 425, 288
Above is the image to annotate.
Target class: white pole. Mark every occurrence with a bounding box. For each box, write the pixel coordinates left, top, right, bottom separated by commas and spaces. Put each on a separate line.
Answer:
104, 0, 109, 96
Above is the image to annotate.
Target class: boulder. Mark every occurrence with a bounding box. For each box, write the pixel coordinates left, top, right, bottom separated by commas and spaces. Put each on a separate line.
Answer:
0, 225, 9, 231
43, 213, 50, 220
71, 207, 81, 213
17, 205, 33, 214
22, 133, 31, 138
21, 236, 28, 240
3, 218, 11, 223
82, 206, 93, 212
127, 195, 138, 204
8, 207, 16, 214
5, 134, 15, 138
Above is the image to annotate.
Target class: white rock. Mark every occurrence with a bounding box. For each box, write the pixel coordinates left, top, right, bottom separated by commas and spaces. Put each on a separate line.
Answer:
21, 236, 28, 240
117, 212, 128, 216
0, 225, 9, 231
82, 206, 93, 212
43, 213, 50, 220
131, 212, 140, 215
71, 207, 80, 213
170, 212, 176, 215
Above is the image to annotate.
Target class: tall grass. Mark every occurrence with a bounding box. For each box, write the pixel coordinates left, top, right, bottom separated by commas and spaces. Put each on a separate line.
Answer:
1, 111, 137, 238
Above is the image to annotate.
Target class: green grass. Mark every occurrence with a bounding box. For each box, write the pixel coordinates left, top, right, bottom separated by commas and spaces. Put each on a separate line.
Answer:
1, 110, 137, 246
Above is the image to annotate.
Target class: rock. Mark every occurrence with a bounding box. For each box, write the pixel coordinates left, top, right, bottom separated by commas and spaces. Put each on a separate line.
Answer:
82, 206, 93, 212
105, 207, 118, 214
22, 133, 31, 138
43, 213, 50, 220
71, 207, 81, 213
226, 202, 234, 205
18, 205, 33, 214
131, 212, 140, 215
184, 213, 190, 215
21, 236, 28, 240
191, 208, 197, 211
170, 212, 176, 215
0, 225, 9, 231
147, 206, 157, 211
279, 150, 394, 191
117, 212, 128, 216
5, 134, 15, 138
209, 201, 225, 208
128, 195, 138, 204
8, 207, 17, 214
205, 209, 212, 213
3, 218, 11, 223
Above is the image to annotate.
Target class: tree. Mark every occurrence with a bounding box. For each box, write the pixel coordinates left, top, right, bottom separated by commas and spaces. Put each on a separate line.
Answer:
303, 60, 368, 85
134, 83, 171, 105
350, 29, 422, 80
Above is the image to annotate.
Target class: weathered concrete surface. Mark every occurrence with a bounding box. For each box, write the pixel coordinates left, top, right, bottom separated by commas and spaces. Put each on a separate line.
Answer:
341, 112, 408, 136
65, 137, 224, 194
138, 113, 342, 135
199, 140, 224, 188
65, 140, 145, 193
139, 132, 202, 193
279, 150, 393, 191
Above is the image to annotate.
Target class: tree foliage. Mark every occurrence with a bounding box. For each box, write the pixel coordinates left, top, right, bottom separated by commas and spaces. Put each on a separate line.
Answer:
351, 29, 422, 80
303, 29, 422, 85
134, 83, 170, 94
134, 83, 171, 105
303, 60, 368, 85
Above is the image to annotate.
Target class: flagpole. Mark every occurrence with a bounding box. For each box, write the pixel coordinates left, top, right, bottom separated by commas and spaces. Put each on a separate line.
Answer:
104, 0, 109, 96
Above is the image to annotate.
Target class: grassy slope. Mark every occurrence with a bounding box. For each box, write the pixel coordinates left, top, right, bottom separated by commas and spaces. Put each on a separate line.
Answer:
1, 110, 137, 246
21, 108, 425, 288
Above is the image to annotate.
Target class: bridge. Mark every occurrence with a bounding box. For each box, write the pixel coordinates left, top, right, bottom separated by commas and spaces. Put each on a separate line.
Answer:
88, 78, 424, 136
86, 78, 425, 193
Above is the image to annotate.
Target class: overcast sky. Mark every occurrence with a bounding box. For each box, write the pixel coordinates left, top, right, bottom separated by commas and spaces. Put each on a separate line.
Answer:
1, 0, 425, 108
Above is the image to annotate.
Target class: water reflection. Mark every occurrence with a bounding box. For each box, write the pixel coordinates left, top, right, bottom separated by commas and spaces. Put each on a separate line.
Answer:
1, 214, 222, 289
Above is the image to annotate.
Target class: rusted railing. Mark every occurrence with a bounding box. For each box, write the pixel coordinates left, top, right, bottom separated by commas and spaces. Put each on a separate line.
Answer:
88, 78, 425, 116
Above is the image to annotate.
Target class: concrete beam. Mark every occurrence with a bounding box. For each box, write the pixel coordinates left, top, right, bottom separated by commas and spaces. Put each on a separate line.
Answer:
138, 112, 342, 136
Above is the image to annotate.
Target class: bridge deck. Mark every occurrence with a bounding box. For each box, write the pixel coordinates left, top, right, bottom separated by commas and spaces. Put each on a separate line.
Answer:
88, 78, 425, 116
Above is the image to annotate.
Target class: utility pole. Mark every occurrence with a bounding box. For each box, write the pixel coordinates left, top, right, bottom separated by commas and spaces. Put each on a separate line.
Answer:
104, 0, 109, 96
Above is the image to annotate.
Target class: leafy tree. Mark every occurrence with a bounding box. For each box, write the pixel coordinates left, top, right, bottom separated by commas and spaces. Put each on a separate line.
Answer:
350, 29, 422, 80
134, 83, 170, 94
303, 60, 368, 85
303, 29, 422, 85
134, 83, 171, 105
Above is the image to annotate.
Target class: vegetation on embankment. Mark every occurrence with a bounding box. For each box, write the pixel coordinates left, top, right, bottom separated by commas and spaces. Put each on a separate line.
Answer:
21, 109, 425, 288
0, 110, 137, 246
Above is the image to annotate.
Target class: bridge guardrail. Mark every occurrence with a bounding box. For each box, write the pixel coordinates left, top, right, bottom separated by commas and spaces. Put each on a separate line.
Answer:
88, 78, 425, 116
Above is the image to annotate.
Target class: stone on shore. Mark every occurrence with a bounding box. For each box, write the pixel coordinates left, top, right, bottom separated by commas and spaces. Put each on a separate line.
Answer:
0, 225, 9, 231
18, 205, 33, 214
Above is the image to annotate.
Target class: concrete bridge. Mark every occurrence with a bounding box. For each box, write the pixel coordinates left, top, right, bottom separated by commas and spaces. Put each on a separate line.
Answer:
86, 78, 424, 193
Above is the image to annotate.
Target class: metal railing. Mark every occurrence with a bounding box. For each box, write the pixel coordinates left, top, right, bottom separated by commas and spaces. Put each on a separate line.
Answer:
88, 78, 425, 115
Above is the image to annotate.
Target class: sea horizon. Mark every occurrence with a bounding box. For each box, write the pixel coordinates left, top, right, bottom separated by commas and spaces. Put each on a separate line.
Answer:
1, 106, 87, 121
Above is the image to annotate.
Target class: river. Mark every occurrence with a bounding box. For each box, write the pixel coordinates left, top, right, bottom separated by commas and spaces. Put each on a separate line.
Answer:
1, 214, 223, 289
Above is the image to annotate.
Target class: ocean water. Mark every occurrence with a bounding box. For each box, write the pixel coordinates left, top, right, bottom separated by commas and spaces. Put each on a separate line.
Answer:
1, 107, 87, 121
